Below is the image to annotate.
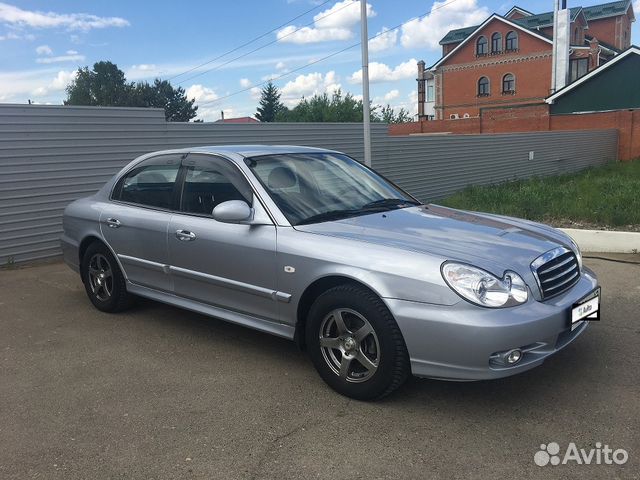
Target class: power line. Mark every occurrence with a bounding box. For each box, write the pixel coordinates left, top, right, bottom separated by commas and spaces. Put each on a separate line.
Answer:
175, 0, 359, 85
195, 0, 463, 109
167, 0, 334, 82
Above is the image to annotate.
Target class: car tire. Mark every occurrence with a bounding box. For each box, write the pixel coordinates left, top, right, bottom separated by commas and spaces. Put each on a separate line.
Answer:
306, 284, 410, 400
80, 241, 134, 313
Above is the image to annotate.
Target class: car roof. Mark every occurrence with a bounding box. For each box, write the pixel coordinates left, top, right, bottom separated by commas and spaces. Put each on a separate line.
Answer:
167, 144, 340, 158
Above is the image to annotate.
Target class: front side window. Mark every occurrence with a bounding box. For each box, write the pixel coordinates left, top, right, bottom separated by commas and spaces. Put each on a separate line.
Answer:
245, 153, 418, 226
180, 155, 253, 216
113, 155, 181, 209
491, 32, 502, 53
502, 73, 515, 93
505, 31, 518, 50
478, 76, 490, 96
476, 36, 488, 55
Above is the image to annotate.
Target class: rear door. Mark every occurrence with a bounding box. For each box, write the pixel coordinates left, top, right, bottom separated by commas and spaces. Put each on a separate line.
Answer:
100, 154, 181, 292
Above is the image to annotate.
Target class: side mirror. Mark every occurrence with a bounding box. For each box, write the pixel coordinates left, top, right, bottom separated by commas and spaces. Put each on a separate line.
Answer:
212, 200, 253, 224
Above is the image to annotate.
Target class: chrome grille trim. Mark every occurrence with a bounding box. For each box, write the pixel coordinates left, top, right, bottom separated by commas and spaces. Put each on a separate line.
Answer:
531, 246, 580, 299
538, 255, 574, 275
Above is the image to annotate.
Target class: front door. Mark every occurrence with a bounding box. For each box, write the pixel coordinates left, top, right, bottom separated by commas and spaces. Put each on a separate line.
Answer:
101, 154, 181, 292
168, 154, 279, 322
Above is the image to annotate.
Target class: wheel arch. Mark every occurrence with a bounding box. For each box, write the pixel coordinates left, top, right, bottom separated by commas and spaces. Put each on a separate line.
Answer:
294, 274, 386, 349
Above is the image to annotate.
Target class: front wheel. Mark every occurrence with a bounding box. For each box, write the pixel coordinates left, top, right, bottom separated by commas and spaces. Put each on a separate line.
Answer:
306, 284, 410, 400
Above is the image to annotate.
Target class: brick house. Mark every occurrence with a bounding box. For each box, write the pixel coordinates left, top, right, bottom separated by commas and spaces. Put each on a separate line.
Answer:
419, 1, 635, 120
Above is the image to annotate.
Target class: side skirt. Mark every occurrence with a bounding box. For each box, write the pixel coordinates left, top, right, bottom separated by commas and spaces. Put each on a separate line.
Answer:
126, 282, 296, 340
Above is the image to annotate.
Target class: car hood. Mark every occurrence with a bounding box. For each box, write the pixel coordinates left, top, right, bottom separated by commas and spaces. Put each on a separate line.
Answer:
294, 204, 574, 277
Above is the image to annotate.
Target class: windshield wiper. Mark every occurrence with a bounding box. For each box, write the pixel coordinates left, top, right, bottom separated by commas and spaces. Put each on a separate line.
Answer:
359, 198, 421, 211
296, 209, 362, 225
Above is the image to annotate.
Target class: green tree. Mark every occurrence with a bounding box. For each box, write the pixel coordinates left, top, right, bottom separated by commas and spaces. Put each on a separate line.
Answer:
277, 90, 374, 122
378, 105, 412, 124
132, 79, 197, 122
65, 61, 198, 122
65, 61, 133, 107
255, 81, 286, 122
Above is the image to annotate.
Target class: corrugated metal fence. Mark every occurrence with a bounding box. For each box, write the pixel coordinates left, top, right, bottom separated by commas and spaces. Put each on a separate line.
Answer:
0, 104, 618, 265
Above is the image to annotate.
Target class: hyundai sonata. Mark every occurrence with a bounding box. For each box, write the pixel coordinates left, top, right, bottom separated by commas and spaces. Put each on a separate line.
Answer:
62, 145, 600, 399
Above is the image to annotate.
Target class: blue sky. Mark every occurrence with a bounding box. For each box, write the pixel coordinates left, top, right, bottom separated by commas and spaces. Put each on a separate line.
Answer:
1, 0, 638, 120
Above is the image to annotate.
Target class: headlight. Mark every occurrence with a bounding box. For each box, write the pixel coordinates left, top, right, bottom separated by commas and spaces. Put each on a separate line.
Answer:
441, 262, 529, 308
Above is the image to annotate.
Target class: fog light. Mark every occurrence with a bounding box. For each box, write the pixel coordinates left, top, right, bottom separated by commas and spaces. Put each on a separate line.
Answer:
506, 349, 522, 365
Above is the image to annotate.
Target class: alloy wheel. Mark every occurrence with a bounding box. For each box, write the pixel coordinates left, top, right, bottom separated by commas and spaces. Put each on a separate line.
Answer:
319, 308, 380, 383
87, 253, 114, 301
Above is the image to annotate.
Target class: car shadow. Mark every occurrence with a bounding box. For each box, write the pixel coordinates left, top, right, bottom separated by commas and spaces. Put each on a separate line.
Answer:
124, 295, 597, 412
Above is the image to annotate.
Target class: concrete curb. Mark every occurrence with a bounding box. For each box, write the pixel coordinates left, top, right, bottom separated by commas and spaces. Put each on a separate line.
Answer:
559, 228, 640, 253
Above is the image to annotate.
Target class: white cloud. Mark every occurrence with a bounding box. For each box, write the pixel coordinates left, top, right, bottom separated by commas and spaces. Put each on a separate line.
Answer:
349, 58, 418, 84
369, 27, 397, 52
51, 69, 77, 89
400, 0, 489, 50
185, 84, 219, 103
0, 31, 34, 41
131, 64, 156, 72
36, 53, 85, 64
280, 70, 342, 106
277, 0, 375, 44
0, 2, 129, 31
275, 61, 286, 70
239, 78, 252, 88
30, 69, 77, 97
250, 86, 262, 100
35, 44, 52, 55
383, 89, 400, 102
66, 49, 78, 55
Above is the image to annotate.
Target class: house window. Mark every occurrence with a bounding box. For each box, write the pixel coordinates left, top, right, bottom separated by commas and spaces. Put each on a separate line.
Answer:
426, 82, 434, 102
477, 76, 490, 96
491, 33, 502, 53
476, 36, 488, 55
569, 58, 589, 82
505, 31, 518, 51
502, 73, 515, 93
573, 26, 580, 44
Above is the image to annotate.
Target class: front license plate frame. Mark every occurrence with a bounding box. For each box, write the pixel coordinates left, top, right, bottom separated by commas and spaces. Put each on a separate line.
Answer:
571, 287, 601, 325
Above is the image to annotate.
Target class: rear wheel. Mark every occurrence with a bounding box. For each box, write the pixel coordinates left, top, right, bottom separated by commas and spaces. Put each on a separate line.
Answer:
81, 242, 133, 313
306, 284, 410, 400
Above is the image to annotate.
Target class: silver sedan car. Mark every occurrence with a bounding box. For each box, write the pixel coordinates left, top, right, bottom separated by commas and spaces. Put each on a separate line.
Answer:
62, 145, 600, 399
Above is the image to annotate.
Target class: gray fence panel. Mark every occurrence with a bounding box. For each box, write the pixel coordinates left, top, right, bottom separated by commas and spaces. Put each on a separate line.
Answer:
374, 130, 618, 202
0, 104, 618, 265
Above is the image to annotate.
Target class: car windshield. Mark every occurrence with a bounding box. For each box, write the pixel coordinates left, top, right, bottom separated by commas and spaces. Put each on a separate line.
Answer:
245, 153, 419, 226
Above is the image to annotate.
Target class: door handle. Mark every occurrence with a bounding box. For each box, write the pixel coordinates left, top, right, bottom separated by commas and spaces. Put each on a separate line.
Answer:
106, 218, 121, 228
175, 229, 196, 241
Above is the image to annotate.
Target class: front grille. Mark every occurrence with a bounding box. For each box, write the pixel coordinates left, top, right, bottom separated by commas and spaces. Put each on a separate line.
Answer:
532, 248, 580, 299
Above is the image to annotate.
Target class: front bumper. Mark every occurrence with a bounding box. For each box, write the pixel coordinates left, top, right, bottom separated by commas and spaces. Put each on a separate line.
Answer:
386, 267, 598, 381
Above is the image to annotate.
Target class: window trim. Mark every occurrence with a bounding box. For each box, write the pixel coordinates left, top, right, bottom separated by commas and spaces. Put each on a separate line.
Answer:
476, 35, 488, 56
477, 76, 490, 96
177, 153, 254, 219
109, 152, 274, 222
491, 32, 502, 53
505, 30, 518, 51
502, 73, 516, 93
110, 153, 184, 212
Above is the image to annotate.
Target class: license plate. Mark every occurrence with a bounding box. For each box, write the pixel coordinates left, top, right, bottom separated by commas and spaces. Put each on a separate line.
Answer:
571, 287, 600, 324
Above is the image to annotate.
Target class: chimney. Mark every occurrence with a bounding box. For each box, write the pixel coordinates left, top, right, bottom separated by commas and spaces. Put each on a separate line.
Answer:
220, 110, 225, 122
551, 0, 571, 92
417, 60, 426, 119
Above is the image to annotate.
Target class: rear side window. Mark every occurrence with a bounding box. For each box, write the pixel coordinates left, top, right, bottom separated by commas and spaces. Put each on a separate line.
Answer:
113, 155, 181, 209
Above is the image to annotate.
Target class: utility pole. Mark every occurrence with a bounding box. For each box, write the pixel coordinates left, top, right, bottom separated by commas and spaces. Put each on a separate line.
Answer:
360, 0, 371, 166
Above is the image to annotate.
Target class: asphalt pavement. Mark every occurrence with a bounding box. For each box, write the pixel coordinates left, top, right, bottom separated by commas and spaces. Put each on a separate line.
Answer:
0, 256, 638, 479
